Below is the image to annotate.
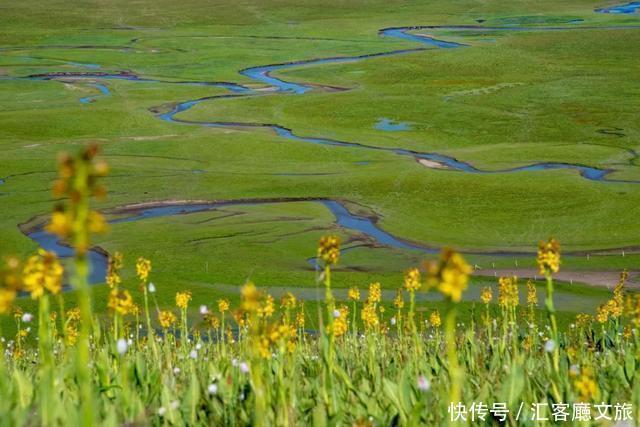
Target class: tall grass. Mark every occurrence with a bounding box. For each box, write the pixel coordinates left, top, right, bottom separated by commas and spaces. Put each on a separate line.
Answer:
0, 146, 638, 426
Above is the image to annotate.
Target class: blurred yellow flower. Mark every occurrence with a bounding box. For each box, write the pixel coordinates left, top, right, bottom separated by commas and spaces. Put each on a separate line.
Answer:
0, 288, 16, 315
67, 307, 81, 322
280, 292, 296, 309
22, 249, 63, 299
480, 287, 492, 305
240, 282, 261, 313
573, 367, 598, 402
333, 305, 349, 337
425, 249, 472, 303
106, 252, 123, 288
258, 294, 275, 318
46, 210, 72, 238
393, 289, 404, 309
429, 310, 441, 328
65, 324, 78, 346
575, 313, 592, 328
317, 235, 340, 265
526, 280, 537, 306
537, 238, 560, 275
296, 310, 305, 329
158, 310, 177, 329
87, 211, 108, 234
207, 314, 220, 329
108, 288, 135, 315
361, 302, 379, 330
218, 298, 230, 313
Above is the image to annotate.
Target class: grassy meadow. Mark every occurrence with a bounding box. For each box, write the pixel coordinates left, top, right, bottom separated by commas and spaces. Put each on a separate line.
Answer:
0, 0, 640, 424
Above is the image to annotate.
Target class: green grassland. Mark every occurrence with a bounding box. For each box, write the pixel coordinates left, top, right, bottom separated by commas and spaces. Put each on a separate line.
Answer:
1, 0, 639, 316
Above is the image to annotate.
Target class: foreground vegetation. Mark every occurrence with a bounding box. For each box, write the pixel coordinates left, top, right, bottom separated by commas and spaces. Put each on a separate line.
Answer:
1, 0, 639, 297
1, 146, 639, 426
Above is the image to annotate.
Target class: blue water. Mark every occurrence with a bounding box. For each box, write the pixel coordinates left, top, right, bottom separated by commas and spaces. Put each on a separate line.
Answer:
80, 83, 110, 104
379, 28, 465, 48
375, 118, 411, 131
240, 47, 425, 94
596, 2, 640, 14
321, 200, 429, 252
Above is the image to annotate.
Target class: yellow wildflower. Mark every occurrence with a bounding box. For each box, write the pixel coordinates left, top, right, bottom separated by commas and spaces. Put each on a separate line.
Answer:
610, 282, 624, 318
595, 303, 609, 324
480, 287, 493, 305
573, 367, 598, 402
348, 287, 360, 301
175, 291, 192, 310
606, 298, 622, 319
0, 288, 16, 315
393, 289, 404, 309
368, 282, 381, 304
130, 304, 141, 316
48, 144, 108, 255
258, 336, 271, 359
537, 238, 560, 275
22, 249, 63, 299
67, 307, 81, 322
280, 292, 296, 309
403, 267, 421, 292
46, 210, 72, 238
87, 211, 108, 234
332, 305, 349, 337
258, 294, 275, 318
108, 288, 135, 315
429, 310, 441, 328
318, 235, 340, 265
218, 298, 230, 313
106, 252, 123, 288
527, 280, 537, 306
425, 249, 472, 303
65, 324, 79, 346
240, 282, 261, 313
361, 302, 379, 330
625, 294, 640, 326
498, 276, 519, 308
575, 313, 591, 328
1, 256, 22, 292
136, 257, 151, 282
296, 310, 305, 329
207, 314, 220, 329
158, 310, 177, 329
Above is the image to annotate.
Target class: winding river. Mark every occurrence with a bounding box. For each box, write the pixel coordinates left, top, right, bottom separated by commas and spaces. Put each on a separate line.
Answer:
29, 25, 639, 184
